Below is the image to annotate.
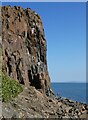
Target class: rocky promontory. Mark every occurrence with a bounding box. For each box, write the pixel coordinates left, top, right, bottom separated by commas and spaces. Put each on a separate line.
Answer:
2, 6, 50, 95
1, 6, 88, 119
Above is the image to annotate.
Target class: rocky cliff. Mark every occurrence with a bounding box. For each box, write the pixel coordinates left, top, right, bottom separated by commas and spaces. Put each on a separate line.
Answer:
2, 6, 50, 95
1, 6, 88, 119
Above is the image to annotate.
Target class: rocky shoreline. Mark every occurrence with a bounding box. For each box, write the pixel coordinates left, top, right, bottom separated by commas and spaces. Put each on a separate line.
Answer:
2, 86, 88, 119
1, 5, 88, 119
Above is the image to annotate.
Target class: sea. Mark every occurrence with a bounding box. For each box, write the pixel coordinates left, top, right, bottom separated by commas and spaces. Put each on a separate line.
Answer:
51, 83, 88, 104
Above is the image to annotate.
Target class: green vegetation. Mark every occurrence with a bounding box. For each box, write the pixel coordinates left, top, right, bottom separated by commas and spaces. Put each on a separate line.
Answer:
1, 72, 23, 102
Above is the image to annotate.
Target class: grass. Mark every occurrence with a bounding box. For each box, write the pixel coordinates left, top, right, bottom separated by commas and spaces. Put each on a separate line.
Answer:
0, 72, 23, 102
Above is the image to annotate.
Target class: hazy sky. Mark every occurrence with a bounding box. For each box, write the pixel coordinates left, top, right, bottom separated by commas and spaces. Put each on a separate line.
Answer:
2, 2, 86, 83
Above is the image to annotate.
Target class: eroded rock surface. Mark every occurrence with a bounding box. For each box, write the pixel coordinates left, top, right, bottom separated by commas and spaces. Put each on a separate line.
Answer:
2, 86, 88, 119
2, 6, 50, 95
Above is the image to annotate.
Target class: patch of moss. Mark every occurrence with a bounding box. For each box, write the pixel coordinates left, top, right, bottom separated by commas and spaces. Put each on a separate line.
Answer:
1, 72, 23, 102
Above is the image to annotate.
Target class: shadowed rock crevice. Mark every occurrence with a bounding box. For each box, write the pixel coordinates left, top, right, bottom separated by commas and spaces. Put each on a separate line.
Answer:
28, 70, 41, 89
2, 5, 50, 95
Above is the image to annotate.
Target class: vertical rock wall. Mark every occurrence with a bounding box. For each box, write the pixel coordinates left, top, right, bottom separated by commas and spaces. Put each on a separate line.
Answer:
2, 6, 50, 95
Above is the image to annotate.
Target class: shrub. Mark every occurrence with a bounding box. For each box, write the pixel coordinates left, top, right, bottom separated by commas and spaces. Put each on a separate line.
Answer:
1, 72, 23, 102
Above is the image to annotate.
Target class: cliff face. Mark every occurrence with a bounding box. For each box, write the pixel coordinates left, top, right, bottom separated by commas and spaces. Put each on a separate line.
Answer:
1, 6, 88, 119
2, 6, 50, 95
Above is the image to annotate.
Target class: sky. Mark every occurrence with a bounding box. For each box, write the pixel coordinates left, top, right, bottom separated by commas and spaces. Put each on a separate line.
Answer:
2, 2, 86, 83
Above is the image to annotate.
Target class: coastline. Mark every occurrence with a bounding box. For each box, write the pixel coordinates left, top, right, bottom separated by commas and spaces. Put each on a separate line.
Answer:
1, 5, 87, 119
51, 82, 87, 104
2, 85, 88, 119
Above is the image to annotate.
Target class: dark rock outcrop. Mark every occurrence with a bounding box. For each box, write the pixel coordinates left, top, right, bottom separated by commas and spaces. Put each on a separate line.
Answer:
2, 6, 50, 95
